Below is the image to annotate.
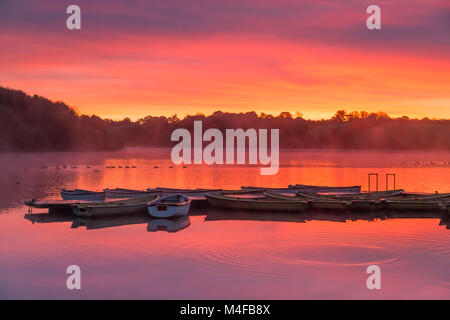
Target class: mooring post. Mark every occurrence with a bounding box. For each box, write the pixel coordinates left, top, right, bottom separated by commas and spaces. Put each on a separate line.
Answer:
368, 173, 378, 192
386, 173, 396, 190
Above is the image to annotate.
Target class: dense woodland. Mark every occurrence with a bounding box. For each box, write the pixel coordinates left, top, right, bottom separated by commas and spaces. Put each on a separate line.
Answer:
0, 86, 449, 152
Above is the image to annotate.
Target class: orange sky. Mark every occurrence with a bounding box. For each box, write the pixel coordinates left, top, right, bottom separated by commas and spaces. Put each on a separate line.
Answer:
0, 0, 449, 120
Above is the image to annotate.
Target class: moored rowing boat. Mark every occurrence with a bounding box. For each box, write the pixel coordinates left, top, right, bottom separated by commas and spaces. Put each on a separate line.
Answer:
147, 193, 191, 218
71, 195, 159, 217
242, 184, 361, 194
105, 188, 160, 199
148, 187, 222, 198
60, 189, 105, 201
324, 189, 404, 199
205, 192, 308, 211
386, 200, 448, 211
295, 189, 404, 200
288, 184, 362, 193
264, 191, 386, 210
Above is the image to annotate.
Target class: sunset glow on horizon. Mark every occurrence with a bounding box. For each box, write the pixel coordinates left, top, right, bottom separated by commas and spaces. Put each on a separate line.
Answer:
0, 0, 448, 120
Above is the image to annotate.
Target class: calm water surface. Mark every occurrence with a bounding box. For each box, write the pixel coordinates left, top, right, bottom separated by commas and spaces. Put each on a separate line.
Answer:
0, 149, 449, 299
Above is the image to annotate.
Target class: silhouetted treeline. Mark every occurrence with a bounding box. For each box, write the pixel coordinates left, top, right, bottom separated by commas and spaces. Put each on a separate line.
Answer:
0, 86, 449, 152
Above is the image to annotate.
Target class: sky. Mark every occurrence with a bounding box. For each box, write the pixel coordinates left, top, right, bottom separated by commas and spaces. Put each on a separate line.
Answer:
0, 0, 449, 120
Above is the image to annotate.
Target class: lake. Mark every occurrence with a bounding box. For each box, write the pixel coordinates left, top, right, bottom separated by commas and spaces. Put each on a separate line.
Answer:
0, 148, 449, 299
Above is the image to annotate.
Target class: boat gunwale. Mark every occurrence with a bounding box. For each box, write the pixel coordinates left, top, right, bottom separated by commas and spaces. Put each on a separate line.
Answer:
104, 188, 159, 195
242, 185, 361, 191
295, 189, 405, 200
148, 194, 191, 207
205, 192, 308, 205
148, 187, 222, 193
61, 189, 105, 196
71, 195, 159, 209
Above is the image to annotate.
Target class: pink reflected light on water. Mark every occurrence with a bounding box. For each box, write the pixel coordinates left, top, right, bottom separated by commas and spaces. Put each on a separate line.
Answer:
0, 149, 449, 299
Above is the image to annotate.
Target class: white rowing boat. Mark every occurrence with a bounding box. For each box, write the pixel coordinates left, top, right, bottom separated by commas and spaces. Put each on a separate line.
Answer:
147, 193, 191, 218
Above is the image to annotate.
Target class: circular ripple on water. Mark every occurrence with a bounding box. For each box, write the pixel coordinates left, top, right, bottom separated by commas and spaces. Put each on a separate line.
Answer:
177, 237, 399, 279
268, 242, 398, 267
172, 221, 450, 278
180, 239, 281, 276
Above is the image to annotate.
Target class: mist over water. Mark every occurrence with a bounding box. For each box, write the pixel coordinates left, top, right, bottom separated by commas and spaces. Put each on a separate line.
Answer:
0, 148, 449, 299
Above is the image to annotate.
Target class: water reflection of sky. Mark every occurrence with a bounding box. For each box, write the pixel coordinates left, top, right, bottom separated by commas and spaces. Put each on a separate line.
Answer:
0, 149, 449, 299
